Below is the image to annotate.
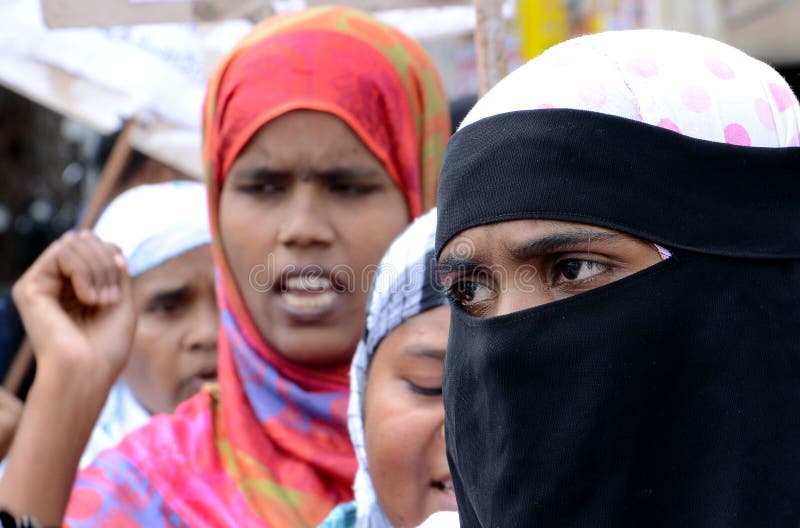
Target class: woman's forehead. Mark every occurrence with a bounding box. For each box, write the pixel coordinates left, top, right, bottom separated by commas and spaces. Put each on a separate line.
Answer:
439, 220, 622, 256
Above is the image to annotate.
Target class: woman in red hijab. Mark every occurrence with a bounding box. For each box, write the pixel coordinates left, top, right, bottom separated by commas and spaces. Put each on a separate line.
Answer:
56, 6, 449, 526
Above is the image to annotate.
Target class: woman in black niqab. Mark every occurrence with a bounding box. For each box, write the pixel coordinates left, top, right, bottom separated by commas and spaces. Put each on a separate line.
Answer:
436, 29, 800, 527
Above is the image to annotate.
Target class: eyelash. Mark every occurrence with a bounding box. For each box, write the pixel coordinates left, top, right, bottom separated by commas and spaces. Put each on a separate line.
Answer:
443, 273, 496, 317
329, 183, 378, 195
443, 257, 614, 313
238, 183, 379, 199
238, 183, 285, 195
149, 299, 185, 316
550, 258, 610, 287
405, 380, 442, 397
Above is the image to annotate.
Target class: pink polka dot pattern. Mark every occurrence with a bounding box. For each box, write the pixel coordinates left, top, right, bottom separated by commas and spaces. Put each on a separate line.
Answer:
461, 29, 800, 149
628, 57, 659, 78
754, 98, 777, 131
705, 58, 735, 80
769, 83, 794, 112
657, 118, 682, 134
791, 134, 800, 147
578, 80, 607, 109
724, 124, 751, 146
681, 85, 711, 113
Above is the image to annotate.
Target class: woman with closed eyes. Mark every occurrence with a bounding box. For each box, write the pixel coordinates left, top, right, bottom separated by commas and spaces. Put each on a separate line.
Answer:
435, 30, 800, 527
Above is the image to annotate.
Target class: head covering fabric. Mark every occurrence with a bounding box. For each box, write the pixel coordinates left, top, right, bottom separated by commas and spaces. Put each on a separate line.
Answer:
93, 181, 211, 277
65, 7, 449, 528
203, 6, 451, 218
436, 30, 800, 527
437, 29, 800, 257
436, 109, 800, 259
347, 208, 445, 528
461, 29, 800, 148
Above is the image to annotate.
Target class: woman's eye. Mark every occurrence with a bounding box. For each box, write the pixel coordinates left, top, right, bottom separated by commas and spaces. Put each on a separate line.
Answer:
555, 259, 608, 282
154, 302, 180, 315
148, 298, 185, 316
405, 380, 442, 397
446, 280, 495, 313
242, 183, 285, 194
330, 183, 375, 195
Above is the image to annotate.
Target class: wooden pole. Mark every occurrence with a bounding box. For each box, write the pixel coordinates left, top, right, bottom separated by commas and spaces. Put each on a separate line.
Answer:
473, 0, 508, 96
1, 343, 32, 395
78, 119, 135, 229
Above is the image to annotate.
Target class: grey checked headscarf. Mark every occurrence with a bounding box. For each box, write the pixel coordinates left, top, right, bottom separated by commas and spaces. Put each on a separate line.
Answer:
348, 208, 445, 528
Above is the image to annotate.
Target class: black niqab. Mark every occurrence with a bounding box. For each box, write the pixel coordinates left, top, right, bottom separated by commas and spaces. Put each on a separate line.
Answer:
436, 109, 800, 527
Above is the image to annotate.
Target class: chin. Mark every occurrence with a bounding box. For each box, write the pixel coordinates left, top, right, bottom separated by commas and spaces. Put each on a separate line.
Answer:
272, 335, 356, 367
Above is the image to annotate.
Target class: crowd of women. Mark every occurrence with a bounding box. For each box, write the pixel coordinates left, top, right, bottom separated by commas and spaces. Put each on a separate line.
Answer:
0, 5, 798, 527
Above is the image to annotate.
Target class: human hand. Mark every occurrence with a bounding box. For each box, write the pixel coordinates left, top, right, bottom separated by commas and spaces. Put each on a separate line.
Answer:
12, 230, 135, 384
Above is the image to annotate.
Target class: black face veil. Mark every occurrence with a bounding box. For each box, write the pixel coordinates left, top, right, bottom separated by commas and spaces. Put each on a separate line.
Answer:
435, 109, 800, 527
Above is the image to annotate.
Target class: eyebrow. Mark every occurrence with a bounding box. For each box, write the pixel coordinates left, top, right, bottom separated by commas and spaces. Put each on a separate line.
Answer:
400, 345, 446, 361
146, 285, 191, 306
436, 256, 481, 277
232, 166, 383, 183
510, 230, 623, 260
231, 168, 290, 181
321, 167, 385, 182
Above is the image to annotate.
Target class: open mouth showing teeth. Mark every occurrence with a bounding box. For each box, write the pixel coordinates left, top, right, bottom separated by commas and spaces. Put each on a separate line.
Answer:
432, 480, 456, 495
279, 275, 341, 311
282, 276, 334, 292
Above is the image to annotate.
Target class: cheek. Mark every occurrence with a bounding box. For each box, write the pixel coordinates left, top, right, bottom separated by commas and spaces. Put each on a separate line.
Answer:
364, 393, 444, 526
129, 317, 181, 387
341, 206, 407, 274
366, 408, 420, 470
219, 195, 277, 286
363, 385, 430, 485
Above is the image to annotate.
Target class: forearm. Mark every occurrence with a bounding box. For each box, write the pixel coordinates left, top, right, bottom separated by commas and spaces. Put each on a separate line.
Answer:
0, 357, 114, 525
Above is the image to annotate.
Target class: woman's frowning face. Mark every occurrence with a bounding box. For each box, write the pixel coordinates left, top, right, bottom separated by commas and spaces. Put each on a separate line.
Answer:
220, 110, 409, 367
438, 219, 662, 318
363, 305, 455, 528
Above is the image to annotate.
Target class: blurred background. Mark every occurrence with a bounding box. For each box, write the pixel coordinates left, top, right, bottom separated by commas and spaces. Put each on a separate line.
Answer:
1, 0, 798, 376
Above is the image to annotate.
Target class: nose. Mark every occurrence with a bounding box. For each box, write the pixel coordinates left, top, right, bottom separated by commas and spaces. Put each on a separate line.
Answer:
185, 296, 219, 353
495, 288, 552, 318
277, 184, 335, 248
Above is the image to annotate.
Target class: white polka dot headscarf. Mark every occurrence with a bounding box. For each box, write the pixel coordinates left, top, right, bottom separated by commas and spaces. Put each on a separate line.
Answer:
461, 29, 800, 148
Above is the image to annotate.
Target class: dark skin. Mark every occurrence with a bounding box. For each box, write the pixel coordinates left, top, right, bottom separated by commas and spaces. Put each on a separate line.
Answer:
124, 245, 218, 415
438, 219, 662, 318
364, 306, 456, 528
1, 231, 135, 524
220, 110, 409, 367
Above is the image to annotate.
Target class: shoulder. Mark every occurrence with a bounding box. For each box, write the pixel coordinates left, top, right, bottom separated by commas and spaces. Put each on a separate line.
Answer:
318, 501, 357, 528
80, 380, 150, 469
66, 389, 218, 527
66, 447, 186, 527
